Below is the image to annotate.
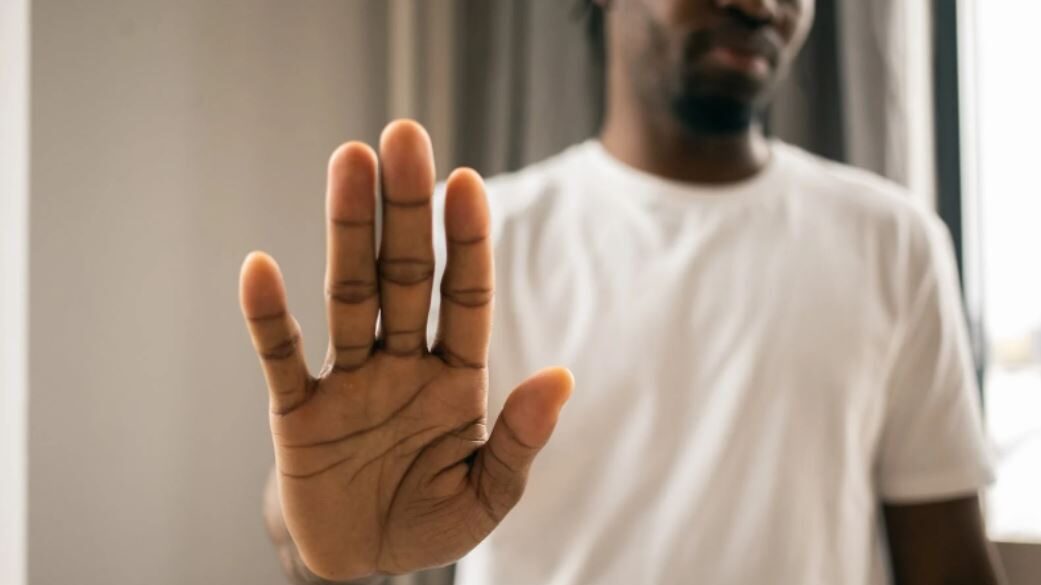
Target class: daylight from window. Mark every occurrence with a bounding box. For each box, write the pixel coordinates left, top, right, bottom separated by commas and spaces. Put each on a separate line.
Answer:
972, 1, 1041, 541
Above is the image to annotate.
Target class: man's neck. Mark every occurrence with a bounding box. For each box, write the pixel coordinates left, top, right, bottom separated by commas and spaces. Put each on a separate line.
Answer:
599, 99, 772, 186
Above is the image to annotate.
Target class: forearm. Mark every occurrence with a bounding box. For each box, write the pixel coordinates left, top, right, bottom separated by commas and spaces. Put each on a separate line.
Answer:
883, 496, 1008, 585
264, 467, 387, 585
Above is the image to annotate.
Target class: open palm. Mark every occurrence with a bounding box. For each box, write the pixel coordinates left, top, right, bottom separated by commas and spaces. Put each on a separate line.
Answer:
239, 121, 573, 581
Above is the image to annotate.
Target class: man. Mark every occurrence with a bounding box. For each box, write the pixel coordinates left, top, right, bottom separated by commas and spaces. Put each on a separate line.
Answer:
239, 0, 1006, 583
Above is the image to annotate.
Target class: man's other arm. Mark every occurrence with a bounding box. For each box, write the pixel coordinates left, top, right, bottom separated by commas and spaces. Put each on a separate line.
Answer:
883, 494, 1007, 585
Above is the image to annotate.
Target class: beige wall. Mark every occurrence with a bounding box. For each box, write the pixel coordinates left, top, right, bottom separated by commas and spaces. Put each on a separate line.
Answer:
28, 1, 387, 582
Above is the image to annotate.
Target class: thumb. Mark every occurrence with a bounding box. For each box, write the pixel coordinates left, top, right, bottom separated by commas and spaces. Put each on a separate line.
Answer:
471, 367, 573, 523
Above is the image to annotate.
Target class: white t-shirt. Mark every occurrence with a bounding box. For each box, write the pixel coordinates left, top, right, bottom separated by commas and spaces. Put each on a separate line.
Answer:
427, 140, 994, 585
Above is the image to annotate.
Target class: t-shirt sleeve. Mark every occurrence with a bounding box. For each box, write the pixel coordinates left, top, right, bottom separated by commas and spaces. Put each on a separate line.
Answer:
875, 212, 995, 503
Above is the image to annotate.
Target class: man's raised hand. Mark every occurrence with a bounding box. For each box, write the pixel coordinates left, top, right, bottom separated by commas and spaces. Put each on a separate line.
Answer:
239, 120, 573, 581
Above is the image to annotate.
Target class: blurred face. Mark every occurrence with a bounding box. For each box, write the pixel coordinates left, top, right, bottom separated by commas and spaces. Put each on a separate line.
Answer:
608, 0, 814, 134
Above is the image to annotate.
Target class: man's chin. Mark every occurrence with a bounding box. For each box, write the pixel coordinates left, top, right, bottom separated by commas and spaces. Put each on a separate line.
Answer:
670, 93, 759, 135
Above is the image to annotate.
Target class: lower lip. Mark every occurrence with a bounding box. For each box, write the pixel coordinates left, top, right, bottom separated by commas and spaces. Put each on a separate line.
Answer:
704, 47, 770, 76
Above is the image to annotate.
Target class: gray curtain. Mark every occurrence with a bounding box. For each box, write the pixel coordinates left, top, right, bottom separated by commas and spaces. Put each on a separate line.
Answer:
413, 0, 602, 177
772, 0, 936, 202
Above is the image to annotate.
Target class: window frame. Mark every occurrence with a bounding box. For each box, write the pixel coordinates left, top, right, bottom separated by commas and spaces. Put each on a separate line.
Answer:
935, 0, 1041, 579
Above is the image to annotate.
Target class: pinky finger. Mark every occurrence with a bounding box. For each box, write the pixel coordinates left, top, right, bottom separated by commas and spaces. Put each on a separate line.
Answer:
239, 252, 313, 415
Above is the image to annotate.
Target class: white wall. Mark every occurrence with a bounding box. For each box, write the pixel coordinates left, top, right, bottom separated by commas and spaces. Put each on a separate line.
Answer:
28, 1, 387, 582
1, 0, 30, 583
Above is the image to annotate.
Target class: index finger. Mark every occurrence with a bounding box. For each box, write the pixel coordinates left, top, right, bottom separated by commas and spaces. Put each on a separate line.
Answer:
431, 168, 493, 369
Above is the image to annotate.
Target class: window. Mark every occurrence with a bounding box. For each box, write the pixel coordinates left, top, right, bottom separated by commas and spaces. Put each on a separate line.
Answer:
963, 0, 1041, 541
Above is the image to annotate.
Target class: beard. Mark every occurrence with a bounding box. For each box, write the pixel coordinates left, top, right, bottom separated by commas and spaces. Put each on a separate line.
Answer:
664, 37, 773, 136
670, 91, 758, 135
627, 1, 777, 136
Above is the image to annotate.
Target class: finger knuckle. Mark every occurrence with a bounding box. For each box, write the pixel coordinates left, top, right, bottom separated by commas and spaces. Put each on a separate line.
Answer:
327, 279, 377, 304
441, 286, 493, 308
378, 258, 434, 286
260, 333, 301, 361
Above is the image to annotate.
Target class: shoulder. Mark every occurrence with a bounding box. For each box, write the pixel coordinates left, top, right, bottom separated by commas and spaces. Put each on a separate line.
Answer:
432, 143, 592, 243
429, 142, 594, 283
775, 143, 959, 323
482, 142, 594, 233
777, 141, 949, 255
779, 143, 916, 216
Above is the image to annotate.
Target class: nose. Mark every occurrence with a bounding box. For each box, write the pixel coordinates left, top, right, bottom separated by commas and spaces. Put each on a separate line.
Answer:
714, 0, 779, 23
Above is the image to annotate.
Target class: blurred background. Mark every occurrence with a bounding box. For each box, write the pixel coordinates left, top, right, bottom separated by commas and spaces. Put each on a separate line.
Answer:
1, 0, 1039, 583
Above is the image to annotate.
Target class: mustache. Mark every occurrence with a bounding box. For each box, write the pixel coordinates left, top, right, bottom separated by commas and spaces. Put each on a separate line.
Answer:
682, 20, 784, 67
